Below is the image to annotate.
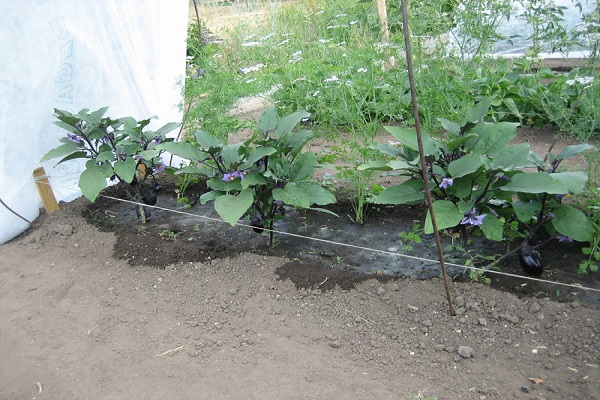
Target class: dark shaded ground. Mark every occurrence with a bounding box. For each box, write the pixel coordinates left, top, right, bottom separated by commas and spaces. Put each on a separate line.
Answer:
85, 172, 600, 309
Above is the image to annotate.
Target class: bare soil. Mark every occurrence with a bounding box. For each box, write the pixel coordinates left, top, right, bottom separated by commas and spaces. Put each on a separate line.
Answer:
2, 126, 600, 400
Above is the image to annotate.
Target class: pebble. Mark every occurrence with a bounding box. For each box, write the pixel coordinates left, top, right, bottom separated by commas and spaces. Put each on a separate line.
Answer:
455, 296, 465, 307
528, 302, 541, 313
329, 340, 342, 348
455, 307, 466, 315
478, 318, 487, 326
500, 314, 520, 324
53, 224, 74, 236
457, 346, 475, 358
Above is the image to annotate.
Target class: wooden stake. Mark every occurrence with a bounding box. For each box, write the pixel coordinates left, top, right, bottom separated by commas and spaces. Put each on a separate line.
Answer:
33, 167, 60, 213
376, 0, 396, 71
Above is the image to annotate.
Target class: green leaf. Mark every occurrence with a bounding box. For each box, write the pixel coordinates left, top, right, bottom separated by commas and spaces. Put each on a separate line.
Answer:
156, 141, 209, 161
467, 121, 518, 155
199, 190, 223, 205
55, 151, 88, 165
41, 142, 80, 162
280, 129, 314, 156
438, 117, 460, 135
445, 134, 477, 151
358, 160, 393, 171
490, 143, 533, 170
424, 200, 464, 234
513, 201, 541, 222
300, 182, 336, 205
221, 143, 243, 168
383, 126, 439, 156
448, 154, 484, 178
240, 171, 267, 188
207, 177, 242, 192
96, 151, 115, 163
503, 98, 522, 119
78, 162, 112, 202
195, 130, 224, 152
258, 107, 278, 133
90, 106, 109, 121
53, 120, 81, 135
114, 158, 136, 183
550, 171, 588, 194
289, 152, 316, 181
480, 214, 503, 241
371, 181, 424, 204
214, 188, 254, 226
387, 160, 415, 170
551, 205, 595, 243
273, 182, 312, 208
369, 143, 402, 157
500, 172, 569, 194
154, 122, 180, 137
239, 146, 276, 169
555, 143, 595, 160
461, 97, 493, 125
274, 110, 310, 139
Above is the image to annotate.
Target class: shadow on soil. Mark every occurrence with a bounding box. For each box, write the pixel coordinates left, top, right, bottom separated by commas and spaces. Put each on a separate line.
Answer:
84, 176, 600, 308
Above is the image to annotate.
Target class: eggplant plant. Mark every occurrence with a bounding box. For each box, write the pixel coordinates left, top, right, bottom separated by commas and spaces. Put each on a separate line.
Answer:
359, 98, 597, 274
41, 107, 179, 222
158, 107, 336, 246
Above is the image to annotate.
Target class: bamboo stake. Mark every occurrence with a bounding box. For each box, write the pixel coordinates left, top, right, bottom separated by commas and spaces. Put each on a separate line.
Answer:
399, 0, 455, 316
33, 167, 60, 213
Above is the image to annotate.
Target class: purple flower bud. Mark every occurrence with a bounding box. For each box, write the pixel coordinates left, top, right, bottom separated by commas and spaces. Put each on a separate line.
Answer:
101, 133, 115, 144
67, 132, 83, 143
556, 235, 573, 243
154, 135, 163, 144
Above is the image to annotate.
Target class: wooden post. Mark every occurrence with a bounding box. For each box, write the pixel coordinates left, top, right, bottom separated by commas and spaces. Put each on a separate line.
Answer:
376, 0, 396, 71
33, 167, 60, 213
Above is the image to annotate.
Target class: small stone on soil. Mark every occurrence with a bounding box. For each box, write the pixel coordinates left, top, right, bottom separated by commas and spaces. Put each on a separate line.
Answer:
457, 346, 475, 358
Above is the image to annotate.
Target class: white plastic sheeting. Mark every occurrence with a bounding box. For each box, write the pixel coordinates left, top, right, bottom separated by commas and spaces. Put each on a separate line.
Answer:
0, 0, 188, 244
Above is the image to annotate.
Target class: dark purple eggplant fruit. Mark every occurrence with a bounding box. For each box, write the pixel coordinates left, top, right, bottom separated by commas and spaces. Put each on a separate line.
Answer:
139, 187, 157, 206
152, 180, 162, 192
519, 243, 543, 276
250, 214, 264, 234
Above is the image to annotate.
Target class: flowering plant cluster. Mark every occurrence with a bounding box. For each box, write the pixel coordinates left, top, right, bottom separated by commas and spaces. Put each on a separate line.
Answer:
158, 107, 336, 246
360, 98, 597, 259
41, 107, 179, 221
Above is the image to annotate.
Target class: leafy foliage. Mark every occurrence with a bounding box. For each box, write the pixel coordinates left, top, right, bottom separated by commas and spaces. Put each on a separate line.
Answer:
42, 108, 179, 221
158, 107, 336, 246
360, 99, 597, 258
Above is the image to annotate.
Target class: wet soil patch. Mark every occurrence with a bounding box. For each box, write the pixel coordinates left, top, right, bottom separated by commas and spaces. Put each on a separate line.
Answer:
83, 174, 600, 308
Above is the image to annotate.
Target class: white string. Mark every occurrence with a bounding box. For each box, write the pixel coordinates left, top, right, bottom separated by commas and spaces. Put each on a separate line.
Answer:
36, 178, 600, 294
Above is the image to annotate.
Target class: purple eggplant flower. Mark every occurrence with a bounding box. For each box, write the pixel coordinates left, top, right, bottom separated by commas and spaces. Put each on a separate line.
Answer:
461, 211, 487, 226
439, 177, 453, 189
67, 132, 83, 143
153, 163, 165, 174
154, 135, 163, 144
556, 235, 573, 243
221, 173, 234, 182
